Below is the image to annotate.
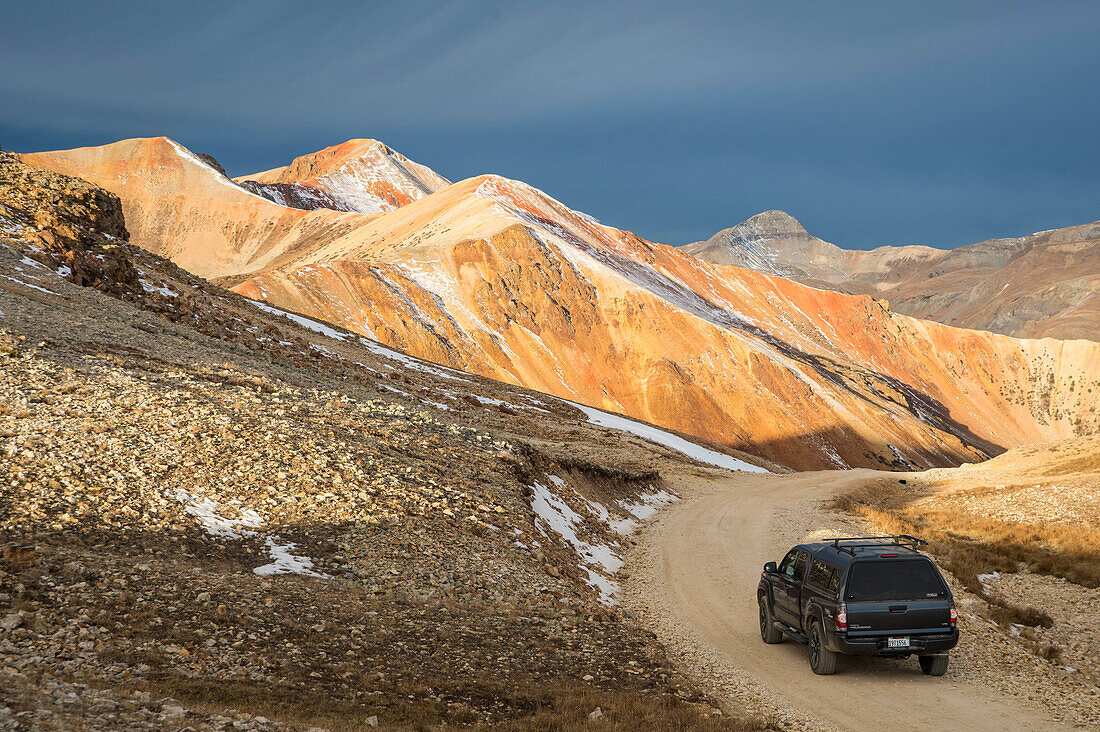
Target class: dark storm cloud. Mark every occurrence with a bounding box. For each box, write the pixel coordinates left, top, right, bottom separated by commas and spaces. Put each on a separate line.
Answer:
1, 0, 1097, 248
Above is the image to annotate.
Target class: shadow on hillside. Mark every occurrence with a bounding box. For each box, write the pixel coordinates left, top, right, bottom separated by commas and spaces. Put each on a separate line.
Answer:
742, 335, 1005, 463
0, 521, 754, 730
730, 422, 1002, 473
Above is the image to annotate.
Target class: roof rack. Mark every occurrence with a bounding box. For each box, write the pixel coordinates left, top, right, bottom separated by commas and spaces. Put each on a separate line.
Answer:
828, 535, 927, 556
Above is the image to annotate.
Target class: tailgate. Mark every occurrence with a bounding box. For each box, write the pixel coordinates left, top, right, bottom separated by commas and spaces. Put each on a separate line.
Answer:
846, 599, 952, 635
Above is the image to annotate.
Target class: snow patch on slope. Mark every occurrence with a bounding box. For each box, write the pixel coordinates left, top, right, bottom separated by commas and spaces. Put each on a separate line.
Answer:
169, 488, 328, 578
250, 298, 474, 387
141, 278, 178, 298
531, 479, 622, 605
254, 537, 328, 577
0, 272, 59, 295
251, 301, 352, 341
530, 477, 681, 604
619, 489, 679, 521
568, 401, 770, 473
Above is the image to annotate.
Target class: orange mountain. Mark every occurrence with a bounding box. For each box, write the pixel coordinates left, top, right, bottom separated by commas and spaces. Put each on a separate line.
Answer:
23, 138, 1100, 470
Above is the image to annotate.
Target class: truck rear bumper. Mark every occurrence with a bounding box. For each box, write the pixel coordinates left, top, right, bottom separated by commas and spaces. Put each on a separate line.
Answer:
830, 629, 958, 655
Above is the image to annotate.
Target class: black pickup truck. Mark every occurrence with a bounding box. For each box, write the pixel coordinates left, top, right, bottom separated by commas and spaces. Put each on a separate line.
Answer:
757, 535, 958, 675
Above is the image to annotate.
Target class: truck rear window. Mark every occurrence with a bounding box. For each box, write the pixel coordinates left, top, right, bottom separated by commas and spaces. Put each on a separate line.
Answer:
844, 559, 947, 601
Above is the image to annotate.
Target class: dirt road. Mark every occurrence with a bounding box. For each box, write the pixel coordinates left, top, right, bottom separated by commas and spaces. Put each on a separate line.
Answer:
626, 468, 1073, 731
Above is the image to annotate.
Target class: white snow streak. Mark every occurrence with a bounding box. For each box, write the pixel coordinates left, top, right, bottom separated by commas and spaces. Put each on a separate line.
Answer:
170, 489, 261, 539
141, 279, 179, 298
0, 273, 58, 295
251, 301, 352, 341
531, 479, 622, 605
619, 489, 679, 521
569, 401, 770, 473
254, 537, 329, 578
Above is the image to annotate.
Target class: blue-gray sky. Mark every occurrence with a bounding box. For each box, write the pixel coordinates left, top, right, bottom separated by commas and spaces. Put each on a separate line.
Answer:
2, 0, 1097, 248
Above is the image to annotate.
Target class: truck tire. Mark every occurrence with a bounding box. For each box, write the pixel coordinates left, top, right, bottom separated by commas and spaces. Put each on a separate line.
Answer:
759, 596, 784, 644
919, 653, 949, 676
808, 621, 838, 675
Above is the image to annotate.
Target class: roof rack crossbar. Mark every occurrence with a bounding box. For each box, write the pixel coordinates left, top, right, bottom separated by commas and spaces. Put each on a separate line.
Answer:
827, 534, 927, 555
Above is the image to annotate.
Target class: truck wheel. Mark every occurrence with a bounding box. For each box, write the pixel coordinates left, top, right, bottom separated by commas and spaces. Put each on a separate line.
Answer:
808, 621, 838, 675
759, 596, 784, 644
919, 654, 949, 676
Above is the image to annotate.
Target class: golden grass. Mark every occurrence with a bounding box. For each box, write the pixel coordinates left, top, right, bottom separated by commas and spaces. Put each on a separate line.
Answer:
831, 478, 1099, 626
1045, 452, 1100, 476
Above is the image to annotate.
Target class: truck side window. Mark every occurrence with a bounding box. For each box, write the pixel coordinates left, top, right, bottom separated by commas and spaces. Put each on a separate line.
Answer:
792, 550, 808, 580
827, 566, 841, 593
778, 549, 799, 577
808, 558, 832, 589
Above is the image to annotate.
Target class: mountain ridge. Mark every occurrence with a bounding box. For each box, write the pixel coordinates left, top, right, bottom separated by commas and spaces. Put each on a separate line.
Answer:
20, 137, 1100, 471
688, 209, 1100, 341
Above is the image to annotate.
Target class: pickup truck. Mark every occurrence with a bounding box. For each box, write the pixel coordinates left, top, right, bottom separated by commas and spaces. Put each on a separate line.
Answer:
757, 535, 958, 675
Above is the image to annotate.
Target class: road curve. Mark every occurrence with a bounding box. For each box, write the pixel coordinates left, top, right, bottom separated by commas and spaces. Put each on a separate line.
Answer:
632, 468, 1070, 731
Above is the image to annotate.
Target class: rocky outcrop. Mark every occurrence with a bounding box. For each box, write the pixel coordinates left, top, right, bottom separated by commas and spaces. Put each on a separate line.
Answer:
194, 152, 230, 177
237, 179, 354, 212
0, 150, 138, 295
688, 211, 1100, 341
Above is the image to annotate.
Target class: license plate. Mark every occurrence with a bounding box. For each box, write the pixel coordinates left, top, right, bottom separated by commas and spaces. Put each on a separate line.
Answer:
888, 637, 910, 648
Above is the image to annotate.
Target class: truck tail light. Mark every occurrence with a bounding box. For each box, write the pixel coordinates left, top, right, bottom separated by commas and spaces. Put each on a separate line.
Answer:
836, 602, 847, 631
949, 601, 957, 625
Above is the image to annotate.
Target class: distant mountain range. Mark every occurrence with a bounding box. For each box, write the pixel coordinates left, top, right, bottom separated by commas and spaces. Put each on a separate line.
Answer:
686, 210, 1100, 341
21, 138, 1100, 470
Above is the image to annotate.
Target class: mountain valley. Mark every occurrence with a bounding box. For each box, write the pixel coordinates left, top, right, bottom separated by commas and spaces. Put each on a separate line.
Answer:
3, 136, 1098, 730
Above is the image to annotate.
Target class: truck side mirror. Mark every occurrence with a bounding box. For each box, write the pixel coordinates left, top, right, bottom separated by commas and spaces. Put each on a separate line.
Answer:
763, 561, 777, 574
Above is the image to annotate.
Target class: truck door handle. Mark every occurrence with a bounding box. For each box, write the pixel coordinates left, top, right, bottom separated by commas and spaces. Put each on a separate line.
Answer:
889, 605, 907, 613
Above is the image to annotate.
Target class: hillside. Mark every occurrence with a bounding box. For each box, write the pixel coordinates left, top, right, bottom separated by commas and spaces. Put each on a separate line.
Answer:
921, 435, 1100, 538
831, 435, 1100, 695
686, 211, 1100, 341
0, 150, 767, 728
21, 139, 1100, 472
